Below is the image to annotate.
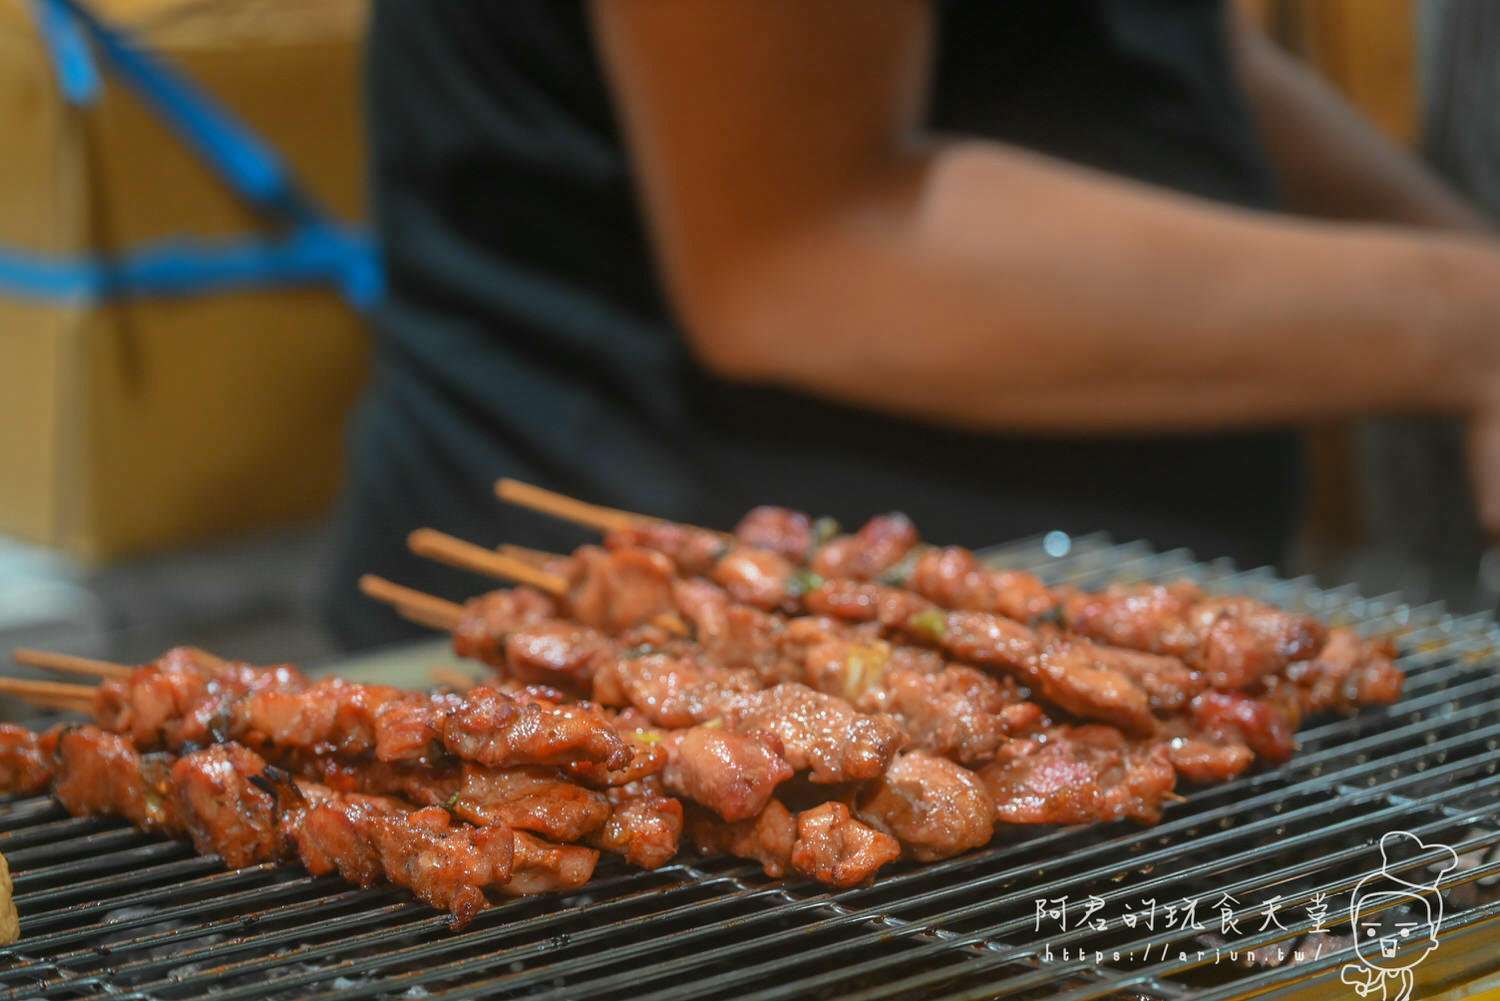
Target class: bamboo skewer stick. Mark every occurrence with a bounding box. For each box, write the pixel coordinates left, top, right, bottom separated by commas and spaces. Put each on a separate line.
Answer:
358, 575, 465, 631
396, 603, 463, 633
13, 648, 131, 680
498, 544, 558, 569
0, 678, 97, 704
26, 695, 93, 711
495, 479, 638, 533
407, 530, 567, 596
6, 649, 225, 712
495, 478, 731, 540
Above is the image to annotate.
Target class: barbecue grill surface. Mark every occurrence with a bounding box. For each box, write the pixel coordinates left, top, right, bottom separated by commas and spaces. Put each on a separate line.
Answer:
4, 533, 1500, 1001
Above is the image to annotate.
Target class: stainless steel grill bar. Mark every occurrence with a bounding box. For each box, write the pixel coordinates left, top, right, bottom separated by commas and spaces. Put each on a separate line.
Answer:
84, 869, 746, 1001
0, 816, 116, 853
12, 841, 198, 892
5, 830, 159, 870
16, 856, 262, 927
15, 872, 351, 951
1, 887, 414, 981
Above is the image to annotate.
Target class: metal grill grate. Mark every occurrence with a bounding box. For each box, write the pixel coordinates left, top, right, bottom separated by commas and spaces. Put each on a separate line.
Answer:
4, 534, 1500, 1001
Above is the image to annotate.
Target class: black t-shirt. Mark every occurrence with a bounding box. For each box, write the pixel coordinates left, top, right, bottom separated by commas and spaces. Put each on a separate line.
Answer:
326, 0, 1302, 647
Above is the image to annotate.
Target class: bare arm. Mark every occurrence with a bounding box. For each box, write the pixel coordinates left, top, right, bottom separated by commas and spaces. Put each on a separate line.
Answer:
1227, 1, 1491, 232
590, 0, 1500, 516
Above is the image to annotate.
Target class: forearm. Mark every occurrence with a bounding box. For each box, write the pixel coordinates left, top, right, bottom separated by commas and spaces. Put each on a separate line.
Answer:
1228, 4, 1490, 233
691, 141, 1498, 432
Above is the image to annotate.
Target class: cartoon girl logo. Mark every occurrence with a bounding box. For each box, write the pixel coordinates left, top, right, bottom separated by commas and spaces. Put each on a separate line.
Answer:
1340, 831, 1459, 1001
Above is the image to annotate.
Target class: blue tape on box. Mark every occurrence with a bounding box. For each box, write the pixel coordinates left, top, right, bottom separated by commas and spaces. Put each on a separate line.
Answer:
2, 0, 383, 309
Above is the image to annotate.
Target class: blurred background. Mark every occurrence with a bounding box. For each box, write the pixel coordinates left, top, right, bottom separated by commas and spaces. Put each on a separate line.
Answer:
0, 0, 1495, 682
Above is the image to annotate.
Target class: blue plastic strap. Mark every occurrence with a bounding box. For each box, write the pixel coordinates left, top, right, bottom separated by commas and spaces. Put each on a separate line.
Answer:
6, 0, 384, 308
43, 0, 314, 226
28, 0, 100, 105
0, 226, 383, 310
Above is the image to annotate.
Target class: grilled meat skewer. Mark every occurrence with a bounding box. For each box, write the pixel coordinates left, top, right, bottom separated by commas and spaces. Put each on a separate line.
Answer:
578, 498, 1331, 687
92, 646, 633, 771
0, 724, 532, 926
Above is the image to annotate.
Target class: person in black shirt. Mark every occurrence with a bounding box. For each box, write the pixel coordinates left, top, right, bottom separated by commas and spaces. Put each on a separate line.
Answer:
327, 0, 1498, 648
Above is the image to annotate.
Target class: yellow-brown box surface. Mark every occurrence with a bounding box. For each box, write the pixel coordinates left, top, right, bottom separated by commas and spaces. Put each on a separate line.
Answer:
0, 0, 371, 563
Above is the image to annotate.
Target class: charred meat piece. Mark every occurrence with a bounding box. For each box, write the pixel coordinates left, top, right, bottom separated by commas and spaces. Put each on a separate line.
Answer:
0, 724, 56, 796
673, 579, 797, 683
979, 726, 1177, 825
1188, 690, 1299, 764
564, 729, 669, 787
255, 764, 521, 926
686, 799, 798, 878
712, 549, 800, 613
1281, 628, 1403, 715
95, 648, 307, 751
439, 686, 633, 770
449, 765, 611, 842
52, 726, 181, 834
878, 662, 1048, 761
452, 587, 560, 665
1043, 627, 1207, 713
802, 639, 1043, 762
804, 579, 932, 632
568, 546, 680, 634
909, 547, 1056, 622
1156, 721, 1256, 785
931, 607, 1040, 672
604, 521, 728, 578
845, 593, 1157, 738
172, 743, 283, 868
499, 621, 616, 690
373, 805, 515, 921
292, 793, 515, 928
300, 756, 610, 842
294, 799, 386, 889
592, 650, 760, 730
1191, 595, 1328, 690
586, 778, 684, 869
501, 830, 599, 896
662, 726, 793, 822
733, 506, 816, 563
240, 679, 432, 760
1061, 582, 1326, 689
857, 752, 996, 861
722, 683, 905, 784
1027, 636, 1159, 738
790, 801, 902, 886
810, 513, 921, 582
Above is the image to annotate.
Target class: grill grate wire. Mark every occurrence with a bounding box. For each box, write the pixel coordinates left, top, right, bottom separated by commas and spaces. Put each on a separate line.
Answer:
2, 534, 1498, 1000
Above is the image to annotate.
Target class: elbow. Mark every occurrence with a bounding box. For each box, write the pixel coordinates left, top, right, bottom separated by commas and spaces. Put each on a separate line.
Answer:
681, 315, 776, 384
669, 267, 786, 383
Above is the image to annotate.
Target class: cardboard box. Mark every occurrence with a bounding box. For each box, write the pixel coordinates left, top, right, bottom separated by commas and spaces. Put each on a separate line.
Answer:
0, 0, 372, 563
